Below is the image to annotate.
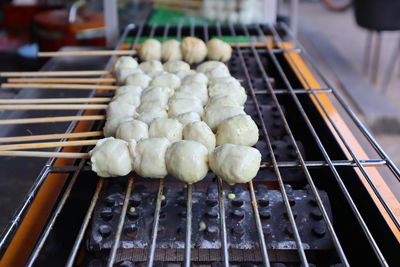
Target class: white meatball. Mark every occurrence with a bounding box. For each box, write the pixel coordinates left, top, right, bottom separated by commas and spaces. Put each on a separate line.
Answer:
207, 39, 232, 62
106, 100, 137, 119
206, 95, 242, 110
115, 68, 142, 84
116, 119, 149, 142
208, 76, 240, 87
103, 116, 132, 137
163, 60, 190, 73
181, 37, 207, 64
115, 85, 143, 97
203, 106, 245, 131
175, 70, 195, 80
137, 107, 168, 125
112, 92, 141, 108
181, 72, 208, 86
146, 70, 165, 79
113, 56, 138, 74
168, 97, 204, 117
216, 115, 259, 146
209, 144, 261, 184
149, 118, 183, 142
140, 87, 174, 106
89, 137, 132, 177
173, 112, 201, 126
130, 137, 170, 178
139, 39, 162, 61
205, 66, 231, 80
183, 121, 216, 152
137, 101, 166, 113
197, 61, 229, 73
166, 140, 209, 184
125, 73, 152, 88
208, 83, 247, 106
176, 83, 208, 105
150, 73, 181, 89
161, 39, 183, 62
139, 60, 163, 73
170, 91, 200, 102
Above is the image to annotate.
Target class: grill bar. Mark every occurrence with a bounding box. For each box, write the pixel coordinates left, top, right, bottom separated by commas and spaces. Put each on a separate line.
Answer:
217, 177, 229, 267
242, 24, 350, 266
270, 24, 394, 264
229, 23, 309, 266
184, 184, 193, 267
218, 22, 272, 267
147, 180, 165, 267
107, 177, 134, 267
66, 178, 104, 267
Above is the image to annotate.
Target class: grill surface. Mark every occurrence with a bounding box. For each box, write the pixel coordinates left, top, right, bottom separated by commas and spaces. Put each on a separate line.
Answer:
1, 23, 400, 267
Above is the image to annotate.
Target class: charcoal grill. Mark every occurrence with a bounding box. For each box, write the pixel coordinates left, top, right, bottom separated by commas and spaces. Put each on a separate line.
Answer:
0, 23, 399, 267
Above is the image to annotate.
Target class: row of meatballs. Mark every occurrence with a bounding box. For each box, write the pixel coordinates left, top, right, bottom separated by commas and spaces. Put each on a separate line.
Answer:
89, 56, 261, 184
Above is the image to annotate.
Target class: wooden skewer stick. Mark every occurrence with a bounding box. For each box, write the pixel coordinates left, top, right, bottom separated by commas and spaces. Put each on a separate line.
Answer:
8, 77, 116, 84
0, 104, 108, 110
0, 115, 105, 125
2, 83, 117, 90
0, 131, 103, 143
0, 139, 98, 151
38, 50, 136, 57
0, 70, 109, 77
0, 97, 112, 104
0, 150, 89, 158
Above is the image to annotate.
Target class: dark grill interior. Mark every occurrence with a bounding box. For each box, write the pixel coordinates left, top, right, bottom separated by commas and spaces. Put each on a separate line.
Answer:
1, 23, 399, 267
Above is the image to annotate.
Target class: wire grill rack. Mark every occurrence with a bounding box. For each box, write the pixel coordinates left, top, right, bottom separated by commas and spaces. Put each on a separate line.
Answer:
1, 22, 399, 267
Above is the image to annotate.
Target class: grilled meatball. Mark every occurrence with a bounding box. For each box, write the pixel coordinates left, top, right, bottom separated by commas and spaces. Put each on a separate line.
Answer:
113, 56, 138, 74
183, 121, 216, 152
150, 73, 181, 89
196, 61, 228, 73
207, 39, 232, 62
209, 144, 261, 184
125, 73, 152, 88
173, 111, 201, 126
216, 115, 259, 146
203, 106, 245, 132
139, 60, 163, 73
161, 40, 182, 62
208, 82, 247, 106
90, 137, 132, 177
175, 83, 208, 105
166, 140, 209, 184
181, 37, 207, 64
139, 39, 162, 61
163, 60, 190, 73
130, 138, 170, 178
149, 118, 184, 142
116, 119, 149, 142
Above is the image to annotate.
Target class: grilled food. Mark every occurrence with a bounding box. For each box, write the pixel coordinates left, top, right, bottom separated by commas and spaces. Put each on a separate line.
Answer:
181, 37, 208, 64
139, 39, 162, 61
149, 118, 184, 142
161, 39, 183, 62
163, 60, 190, 73
183, 121, 216, 152
216, 114, 259, 146
116, 119, 149, 142
207, 39, 232, 62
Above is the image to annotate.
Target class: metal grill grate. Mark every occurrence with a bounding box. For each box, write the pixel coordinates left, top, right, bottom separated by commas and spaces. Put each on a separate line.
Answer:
1, 22, 399, 267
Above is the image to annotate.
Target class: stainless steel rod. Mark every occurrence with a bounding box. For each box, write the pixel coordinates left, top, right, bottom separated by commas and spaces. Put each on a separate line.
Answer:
184, 184, 193, 267
230, 23, 307, 266
147, 180, 165, 267
107, 177, 134, 267
66, 178, 105, 267
217, 177, 229, 267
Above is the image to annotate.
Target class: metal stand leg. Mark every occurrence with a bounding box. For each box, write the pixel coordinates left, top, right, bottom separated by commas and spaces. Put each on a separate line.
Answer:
382, 35, 400, 94
371, 31, 382, 84
363, 31, 373, 76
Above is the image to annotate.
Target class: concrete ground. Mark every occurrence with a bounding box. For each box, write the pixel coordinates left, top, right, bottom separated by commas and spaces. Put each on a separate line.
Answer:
293, 1, 400, 167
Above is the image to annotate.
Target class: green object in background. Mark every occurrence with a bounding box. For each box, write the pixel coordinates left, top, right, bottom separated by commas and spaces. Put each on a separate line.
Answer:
123, 7, 250, 45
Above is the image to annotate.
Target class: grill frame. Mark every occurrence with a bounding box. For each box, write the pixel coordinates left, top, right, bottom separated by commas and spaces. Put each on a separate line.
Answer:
0, 22, 399, 267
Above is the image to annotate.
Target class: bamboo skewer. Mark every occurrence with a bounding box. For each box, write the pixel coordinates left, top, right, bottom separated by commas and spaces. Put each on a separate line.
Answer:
0, 70, 109, 77
8, 78, 116, 84
0, 115, 105, 125
0, 139, 98, 151
0, 131, 103, 143
0, 104, 108, 110
0, 97, 112, 104
0, 150, 89, 158
38, 50, 136, 57
2, 83, 117, 90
